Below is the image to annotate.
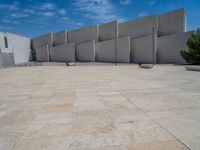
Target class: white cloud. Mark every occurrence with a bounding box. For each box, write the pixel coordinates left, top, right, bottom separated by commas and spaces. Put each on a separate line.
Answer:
61, 17, 70, 21
0, 25, 14, 31
2, 19, 20, 24
23, 9, 36, 14
58, 9, 66, 15
73, 0, 122, 23
2, 19, 11, 23
0, 3, 19, 10
40, 2, 56, 10
13, 1, 20, 6
120, 0, 131, 5
73, 22, 83, 26
0, 1, 72, 29
11, 13, 29, 18
29, 3, 67, 18
13, 20, 20, 24
25, 19, 51, 26
138, 12, 147, 17
40, 12, 56, 17
149, 1, 155, 6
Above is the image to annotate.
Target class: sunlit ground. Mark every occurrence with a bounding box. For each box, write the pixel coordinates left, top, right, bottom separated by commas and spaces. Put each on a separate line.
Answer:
0, 65, 200, 150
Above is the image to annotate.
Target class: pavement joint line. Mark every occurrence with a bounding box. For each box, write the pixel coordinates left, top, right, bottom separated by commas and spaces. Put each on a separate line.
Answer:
120, 93, 192, 150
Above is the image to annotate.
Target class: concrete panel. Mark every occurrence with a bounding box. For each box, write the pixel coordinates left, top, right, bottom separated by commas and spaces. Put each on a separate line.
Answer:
32, 33, 53, 49
6, 32, 30, 49
68, 25, 99, 44
76, 40, 95, 62
53, 30, 67, 46
5, 32, 31, 64
158, 8, 185, 36
0, 32, 6, 48
0, 48, 13, 53
50, 43, 75, 62
0, 53, 14, 68
99, 21, 118, 41
96, 37, 130, 63
117, 36, 130, 63
96, 39, 115, 62
35, 45, 49, 62
119, 15, 158, 38
13, 47, 31, 64
131, 35, 155, 63
157, 31, 193, 64
186, 65, 200, 72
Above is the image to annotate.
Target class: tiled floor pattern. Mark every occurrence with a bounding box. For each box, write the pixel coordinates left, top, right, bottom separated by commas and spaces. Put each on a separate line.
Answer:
0, 65, 200, 150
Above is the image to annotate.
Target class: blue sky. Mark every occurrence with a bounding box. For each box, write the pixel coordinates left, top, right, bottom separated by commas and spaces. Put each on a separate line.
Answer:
0, 0, 200, 38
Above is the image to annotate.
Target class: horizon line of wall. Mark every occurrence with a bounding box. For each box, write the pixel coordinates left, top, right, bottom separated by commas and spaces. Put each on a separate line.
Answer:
0, 8, 194, 67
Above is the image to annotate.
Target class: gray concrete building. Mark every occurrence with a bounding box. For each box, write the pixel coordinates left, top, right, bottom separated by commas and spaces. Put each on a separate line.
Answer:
0, 31, 31, 68
0, 9, 194, 67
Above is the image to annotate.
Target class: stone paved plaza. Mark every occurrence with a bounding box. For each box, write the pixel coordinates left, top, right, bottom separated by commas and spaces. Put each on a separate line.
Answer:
0, 65, 200, 150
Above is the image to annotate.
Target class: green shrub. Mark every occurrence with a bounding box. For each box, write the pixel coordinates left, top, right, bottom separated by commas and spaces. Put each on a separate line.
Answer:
180, 28, 200, 65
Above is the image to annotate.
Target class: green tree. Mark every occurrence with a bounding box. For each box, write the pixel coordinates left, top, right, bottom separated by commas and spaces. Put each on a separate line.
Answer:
180, 28, 200, 65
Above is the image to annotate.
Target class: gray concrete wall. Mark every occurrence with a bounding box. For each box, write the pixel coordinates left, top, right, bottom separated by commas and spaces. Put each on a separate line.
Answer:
13, 47, 31, 64
53, 30, 67, 46
158, 8, 185, 37
6, 32, 30, 49
35, 45, 50, 62
96, 37, 130, 63
117, 36, 130, 63
0, 32, 6, 49
0, 53, 14, 68
99, 21, 118, 41
0, 48, 12, 53
50, 43, 75, 62
32, 33, 53, 50
96, 39, 115, 62
118, 15, 158, 39
68, 25, 99, 44
76, 40, 95, 62
6, 32, 31, 64
131, 35, 156, 63
157, 31, 193, 64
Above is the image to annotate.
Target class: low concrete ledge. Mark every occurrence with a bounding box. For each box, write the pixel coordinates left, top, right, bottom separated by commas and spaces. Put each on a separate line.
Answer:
67, 62, 76, 66
15, 62, 42, 67
14, 62, 139, 67
41, 62, 67, 66
185, 65, 200, 71
15, 62, 69, 67
139, 64, 154, 69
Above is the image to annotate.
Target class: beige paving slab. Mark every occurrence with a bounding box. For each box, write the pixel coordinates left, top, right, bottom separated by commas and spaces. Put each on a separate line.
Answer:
14, 135, 74, 150
156, 117, 200, 139
110, 108, 150, 124
180, 137, 200, 150
72, 133, 124, 149
127, 140, 188, 150
42, 103, 73, 114
0, 129, 23, 150
117, 120, 173, 145
73, 111, 116, 135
